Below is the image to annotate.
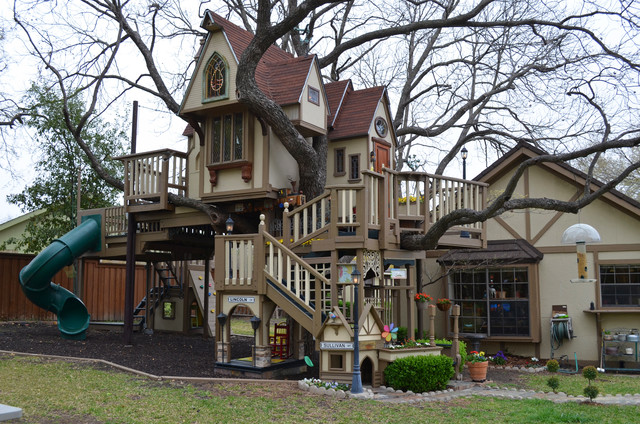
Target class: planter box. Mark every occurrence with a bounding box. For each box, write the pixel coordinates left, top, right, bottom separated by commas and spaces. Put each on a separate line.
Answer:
378, 346, 442, 362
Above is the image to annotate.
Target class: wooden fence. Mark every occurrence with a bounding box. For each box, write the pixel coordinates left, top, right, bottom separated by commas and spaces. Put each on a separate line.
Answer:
0, 252, 147, 322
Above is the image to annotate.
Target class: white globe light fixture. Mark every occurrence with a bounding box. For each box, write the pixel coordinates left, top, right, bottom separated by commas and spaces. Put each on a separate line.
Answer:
561, 223, 601, 283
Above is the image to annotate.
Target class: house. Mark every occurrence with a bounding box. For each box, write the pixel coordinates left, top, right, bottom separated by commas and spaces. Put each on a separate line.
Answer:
0, 210, 46, 253
64, 9, 487, 382
427, 143, 640, 369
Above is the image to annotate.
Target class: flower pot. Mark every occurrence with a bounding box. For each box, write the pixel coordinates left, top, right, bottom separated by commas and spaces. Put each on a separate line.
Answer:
603, 334, 614, 341
437, 303, 451, 312
417, 301, 428, 310
467, 361, 488, 382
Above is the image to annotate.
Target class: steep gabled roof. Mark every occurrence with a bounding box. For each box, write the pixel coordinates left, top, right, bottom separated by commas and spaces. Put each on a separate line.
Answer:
329, 86, 385, 140
475, 142, 640, 218
325, 80, 351, 128
201, 11, 313, 104
266, 55, 316, 105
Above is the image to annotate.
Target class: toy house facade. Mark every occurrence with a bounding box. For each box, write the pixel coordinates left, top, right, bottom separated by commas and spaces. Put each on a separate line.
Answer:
75, 10, 487, 382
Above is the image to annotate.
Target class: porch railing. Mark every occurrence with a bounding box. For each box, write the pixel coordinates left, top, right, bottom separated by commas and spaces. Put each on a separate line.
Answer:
117, 149, 188, 213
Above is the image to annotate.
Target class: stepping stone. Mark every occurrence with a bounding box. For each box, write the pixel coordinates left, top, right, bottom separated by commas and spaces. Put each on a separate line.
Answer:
0, 404, 22, 421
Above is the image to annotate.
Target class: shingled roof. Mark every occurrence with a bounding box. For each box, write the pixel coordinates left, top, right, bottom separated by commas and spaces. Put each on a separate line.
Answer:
328, 85, 385, 141
201, 11, 313, 105
437, 239, 543, 265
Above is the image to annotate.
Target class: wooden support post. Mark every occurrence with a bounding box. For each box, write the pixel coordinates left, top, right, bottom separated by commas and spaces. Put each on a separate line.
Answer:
429, 304, 436, 346
452, 304, 462, 380
203, 257, 210, 339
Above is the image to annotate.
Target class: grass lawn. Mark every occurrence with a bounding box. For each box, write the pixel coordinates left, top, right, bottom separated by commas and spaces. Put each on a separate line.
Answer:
2, 355, 640, 423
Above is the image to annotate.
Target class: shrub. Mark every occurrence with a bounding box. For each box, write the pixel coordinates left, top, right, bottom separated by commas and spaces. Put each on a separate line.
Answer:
384, 355, 454, 393
396, 326, 408, 343
583, 385, 599, 401
546, 359, 559, 373
582, 365, 598, 382
546, 376, 560, 393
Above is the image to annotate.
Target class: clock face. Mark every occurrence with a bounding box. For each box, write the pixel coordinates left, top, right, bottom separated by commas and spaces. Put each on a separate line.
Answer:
375, 117, 388, 137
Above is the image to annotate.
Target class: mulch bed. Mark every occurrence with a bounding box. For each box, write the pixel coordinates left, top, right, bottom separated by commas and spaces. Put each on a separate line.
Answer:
0, 321, 535, 386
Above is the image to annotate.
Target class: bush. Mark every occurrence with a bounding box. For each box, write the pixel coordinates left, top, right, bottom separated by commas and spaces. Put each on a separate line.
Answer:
546, 376, 560, 393
583, 385, 599, 401
582, 365, 598, 382
396, 326, 408, 343
546, 359, 559, 373
384, 355, 454, 393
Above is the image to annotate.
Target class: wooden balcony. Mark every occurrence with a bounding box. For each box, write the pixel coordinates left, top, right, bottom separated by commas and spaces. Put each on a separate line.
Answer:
282, 170, 488, 251
116, 149, 188, 213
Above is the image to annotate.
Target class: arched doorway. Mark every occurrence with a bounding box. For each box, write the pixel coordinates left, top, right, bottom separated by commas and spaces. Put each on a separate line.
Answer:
361, 356, 373, 385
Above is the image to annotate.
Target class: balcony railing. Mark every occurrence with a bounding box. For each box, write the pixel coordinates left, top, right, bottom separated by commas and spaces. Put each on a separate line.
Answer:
117, 149, 188, 213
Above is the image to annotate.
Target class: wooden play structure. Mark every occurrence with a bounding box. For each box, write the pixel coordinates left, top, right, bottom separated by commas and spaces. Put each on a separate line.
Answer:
73, 10, 486, 382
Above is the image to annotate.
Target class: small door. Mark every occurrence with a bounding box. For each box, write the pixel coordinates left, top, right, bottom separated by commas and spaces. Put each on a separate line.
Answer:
374, 143, 390, 173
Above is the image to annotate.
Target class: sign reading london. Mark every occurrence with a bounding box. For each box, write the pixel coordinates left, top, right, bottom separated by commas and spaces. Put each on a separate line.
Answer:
228, 296, 256, 303
320, 341, 354, 350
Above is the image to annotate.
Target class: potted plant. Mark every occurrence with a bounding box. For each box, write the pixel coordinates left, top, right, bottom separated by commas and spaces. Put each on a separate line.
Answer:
466, 350, 489, 382
603, 330, 614, 341
414, 293, 432, 309
436, 298, 452, 311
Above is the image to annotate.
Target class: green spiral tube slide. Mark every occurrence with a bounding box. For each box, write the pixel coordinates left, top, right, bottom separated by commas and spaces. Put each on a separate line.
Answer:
19, 216, 101, 340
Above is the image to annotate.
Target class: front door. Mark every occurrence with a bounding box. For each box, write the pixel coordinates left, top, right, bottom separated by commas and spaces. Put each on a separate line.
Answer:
374, 143, 390, 173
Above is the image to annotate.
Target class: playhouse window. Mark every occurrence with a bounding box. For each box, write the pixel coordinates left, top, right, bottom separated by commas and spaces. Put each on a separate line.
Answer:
308, 86, 320, 105
329, 353, 345, 371
211, 113, 244, 163
449, 267, 530, 337
349, 154, 360, 181
334, 148, 346, 177
163, 301, 176, 320
204, 53, 228, 100
599, 264, 640, 307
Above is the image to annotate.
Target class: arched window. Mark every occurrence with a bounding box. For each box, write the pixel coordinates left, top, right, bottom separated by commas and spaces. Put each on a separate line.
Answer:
204, 53, 227, 99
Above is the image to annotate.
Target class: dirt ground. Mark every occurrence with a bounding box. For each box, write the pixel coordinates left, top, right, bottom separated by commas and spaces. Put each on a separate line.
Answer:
0, 321, 530, 386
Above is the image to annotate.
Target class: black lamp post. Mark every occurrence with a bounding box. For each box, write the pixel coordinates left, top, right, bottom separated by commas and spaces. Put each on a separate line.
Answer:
350, 268, 363, 394
250, 315, 262, 367
461, 146, 468, 180
217, 313, 228, 363
225, 216, 234, 235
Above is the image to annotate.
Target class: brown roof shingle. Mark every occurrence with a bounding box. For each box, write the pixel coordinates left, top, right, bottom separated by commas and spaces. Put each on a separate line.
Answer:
329, 86, 385, 141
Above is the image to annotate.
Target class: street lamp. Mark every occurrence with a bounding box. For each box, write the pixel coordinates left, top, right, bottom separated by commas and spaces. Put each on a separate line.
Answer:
225, 216, 234, 235
350, 268, 363, 394
250, 315, 262, 367
217, 313, 228, 363
461, 146, 468, 180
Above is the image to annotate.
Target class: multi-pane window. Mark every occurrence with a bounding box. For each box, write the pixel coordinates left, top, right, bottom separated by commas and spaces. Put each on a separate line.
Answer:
450, 267, 530, 337
205, 54, 227, 99
211, 113, 243, 163
349, 154, 360, 181
600, 265, 640, 307
335, 148, 345, 176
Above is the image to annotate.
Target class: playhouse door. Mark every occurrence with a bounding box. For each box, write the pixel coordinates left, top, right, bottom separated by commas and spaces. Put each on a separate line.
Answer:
374, 143, 390, 173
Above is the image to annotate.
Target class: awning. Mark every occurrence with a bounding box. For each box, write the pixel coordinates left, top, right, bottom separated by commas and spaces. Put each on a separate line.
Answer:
437, 239, 543, 266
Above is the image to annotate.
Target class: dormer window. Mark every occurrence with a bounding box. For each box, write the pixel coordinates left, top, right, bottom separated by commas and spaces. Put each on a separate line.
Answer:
204, 53, 228, 100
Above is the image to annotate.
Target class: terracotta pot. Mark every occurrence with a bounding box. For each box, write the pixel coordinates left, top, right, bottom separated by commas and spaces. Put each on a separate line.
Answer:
467, 361, 488, 382
437, 303, 451, 312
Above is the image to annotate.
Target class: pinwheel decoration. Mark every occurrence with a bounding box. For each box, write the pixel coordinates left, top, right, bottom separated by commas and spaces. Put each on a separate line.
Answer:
381, 323, 398, 342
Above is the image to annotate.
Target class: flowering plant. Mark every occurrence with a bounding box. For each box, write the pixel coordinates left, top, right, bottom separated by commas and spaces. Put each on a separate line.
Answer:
467, 350, 488, 363
414, 293, 432, 303
436, 298, 451, 305
489, 350, 507, 366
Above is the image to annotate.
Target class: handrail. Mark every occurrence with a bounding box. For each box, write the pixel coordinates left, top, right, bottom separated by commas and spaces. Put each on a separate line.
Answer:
117, 149, 188, 212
